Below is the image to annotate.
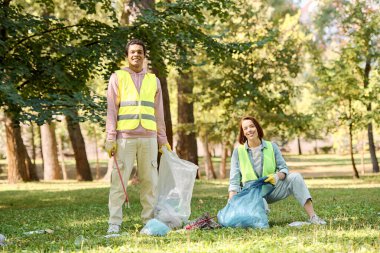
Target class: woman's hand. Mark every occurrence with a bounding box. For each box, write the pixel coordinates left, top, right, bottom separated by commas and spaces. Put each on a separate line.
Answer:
228, 191, 237, 200
276, 172, 286, 180
265, 172, 286, 185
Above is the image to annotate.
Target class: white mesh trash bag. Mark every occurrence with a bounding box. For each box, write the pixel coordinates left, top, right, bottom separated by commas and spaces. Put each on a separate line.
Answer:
154, 147, 198, 228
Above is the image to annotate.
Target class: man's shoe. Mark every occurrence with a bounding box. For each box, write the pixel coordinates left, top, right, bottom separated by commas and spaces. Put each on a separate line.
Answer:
309, 214, 326, 225
107, 224, 120, 234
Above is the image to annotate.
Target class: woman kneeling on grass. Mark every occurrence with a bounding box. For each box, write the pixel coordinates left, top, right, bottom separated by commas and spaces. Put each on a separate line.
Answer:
228, 116, 326, 225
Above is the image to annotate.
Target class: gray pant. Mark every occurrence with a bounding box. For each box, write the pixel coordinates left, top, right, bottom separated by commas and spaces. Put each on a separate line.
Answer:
265, 173, 312, 206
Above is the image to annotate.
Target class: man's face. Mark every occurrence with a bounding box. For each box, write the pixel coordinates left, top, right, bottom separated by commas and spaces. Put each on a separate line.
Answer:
127, 44, 145, 68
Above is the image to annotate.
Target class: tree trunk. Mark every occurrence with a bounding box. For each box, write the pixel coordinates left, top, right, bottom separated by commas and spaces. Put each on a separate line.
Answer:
30, 123, 36, 166
176, 69, 199, 170
66, 115, 93, 181
121, 0, 154, 25
349, 123, 359, 179
348, 99, 359, 178
0, 1, 11, 41
219, 142, 228, 179
367, 123, 379, 173
152, 68, 173, 147
121, 0, 173, 147
363, 56, 379, 173
93, 127, 100, 180
2, 2, 38, 183
314, 139, 318, 155
22, 123, 39, 180
360, 131, 366, 175
361, 144, 365, 176
38, 125, 44, 170
25, 123, 39, 180
5, 113, 38, 183
27, 135, 39, 180
57, 134, 68, 180
297, 136, 302, 155
40, 123, 62, 180
202, 135, 216, 179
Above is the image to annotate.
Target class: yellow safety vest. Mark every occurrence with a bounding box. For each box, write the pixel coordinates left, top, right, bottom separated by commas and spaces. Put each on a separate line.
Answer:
116, 70, 157, 131
238, 141, 276, 183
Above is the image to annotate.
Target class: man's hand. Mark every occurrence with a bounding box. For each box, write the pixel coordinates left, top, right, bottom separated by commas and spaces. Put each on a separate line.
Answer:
159, 143, 171, 153
105, 140, 117, 157
264, 173, 279, 185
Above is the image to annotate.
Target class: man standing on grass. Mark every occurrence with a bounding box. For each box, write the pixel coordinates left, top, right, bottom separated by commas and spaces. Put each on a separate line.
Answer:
104, 39, 171, 234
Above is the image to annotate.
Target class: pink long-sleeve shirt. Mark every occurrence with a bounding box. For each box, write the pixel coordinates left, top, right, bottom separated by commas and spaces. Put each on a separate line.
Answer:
105, 67, 168, 146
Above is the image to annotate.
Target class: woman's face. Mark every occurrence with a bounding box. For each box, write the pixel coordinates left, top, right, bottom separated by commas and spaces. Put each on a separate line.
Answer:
242, 119, 259, 142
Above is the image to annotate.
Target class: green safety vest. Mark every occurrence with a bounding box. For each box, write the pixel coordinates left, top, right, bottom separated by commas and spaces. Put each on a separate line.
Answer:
116, 70, 157, 131
238, 141, 276, 183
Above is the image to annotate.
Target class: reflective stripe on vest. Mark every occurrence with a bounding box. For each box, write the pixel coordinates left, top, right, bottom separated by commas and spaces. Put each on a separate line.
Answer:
238, 141, 276, 183
116, 70, 157, 131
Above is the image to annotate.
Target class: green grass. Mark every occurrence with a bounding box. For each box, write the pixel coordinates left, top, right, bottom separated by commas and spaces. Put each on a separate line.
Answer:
0, 176, 379, 252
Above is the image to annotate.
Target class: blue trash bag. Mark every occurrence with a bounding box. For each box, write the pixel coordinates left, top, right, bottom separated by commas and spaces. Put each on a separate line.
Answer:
140, 219, 171, 236
217, 177, 269, 229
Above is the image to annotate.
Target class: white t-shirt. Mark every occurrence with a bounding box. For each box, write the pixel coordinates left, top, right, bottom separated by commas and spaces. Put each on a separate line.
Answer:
250, 145, 262, 177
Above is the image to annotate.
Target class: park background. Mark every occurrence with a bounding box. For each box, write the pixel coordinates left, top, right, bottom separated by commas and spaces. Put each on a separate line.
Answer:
0, 0, 379, 252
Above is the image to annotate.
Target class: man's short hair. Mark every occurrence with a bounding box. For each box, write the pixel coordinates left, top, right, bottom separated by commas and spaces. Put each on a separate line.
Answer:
125, 39, 146, 56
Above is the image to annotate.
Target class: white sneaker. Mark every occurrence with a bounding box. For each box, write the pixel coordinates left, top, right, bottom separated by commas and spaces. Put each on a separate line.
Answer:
309, 214, 326, 225
107, 224, 120, 234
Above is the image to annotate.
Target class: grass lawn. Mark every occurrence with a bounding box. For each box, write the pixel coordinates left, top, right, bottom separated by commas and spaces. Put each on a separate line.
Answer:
0, 175, 379, 252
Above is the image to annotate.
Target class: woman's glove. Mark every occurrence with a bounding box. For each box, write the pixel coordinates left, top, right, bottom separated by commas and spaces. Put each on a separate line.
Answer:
159, 143, 171, 153
264, 173, 279, 185
105, 140, 117, 157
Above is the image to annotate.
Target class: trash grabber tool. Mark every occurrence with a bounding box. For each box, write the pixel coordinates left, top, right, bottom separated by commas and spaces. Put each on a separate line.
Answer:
113, 155, 130, 208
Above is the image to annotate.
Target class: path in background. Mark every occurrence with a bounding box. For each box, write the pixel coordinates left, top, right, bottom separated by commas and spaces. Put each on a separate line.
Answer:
285, 154, 374, 178
289, 164, 374, 178
197, 153, 376, 179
